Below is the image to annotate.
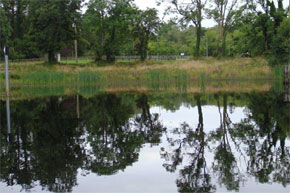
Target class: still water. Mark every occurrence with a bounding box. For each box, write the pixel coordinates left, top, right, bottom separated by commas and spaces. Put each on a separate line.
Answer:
0, 90, 289, 193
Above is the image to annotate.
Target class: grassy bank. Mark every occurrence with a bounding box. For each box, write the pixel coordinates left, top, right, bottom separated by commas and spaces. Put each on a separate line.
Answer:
0, 57, 284, 86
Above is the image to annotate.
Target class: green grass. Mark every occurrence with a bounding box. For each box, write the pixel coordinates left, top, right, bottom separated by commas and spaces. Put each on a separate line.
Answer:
273, 65, 284, 78
60, 59, 93, 65
0, 57, 280, 88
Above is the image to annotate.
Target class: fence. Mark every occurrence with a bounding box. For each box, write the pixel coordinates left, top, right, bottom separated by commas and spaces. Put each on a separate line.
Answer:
0, 55, 192, 64
61, 56, 95, 61
0, 57, 45, 64
115, 55, 191, 61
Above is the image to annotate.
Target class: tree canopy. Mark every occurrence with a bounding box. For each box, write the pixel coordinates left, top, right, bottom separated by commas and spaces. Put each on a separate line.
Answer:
0, 0, 289, 64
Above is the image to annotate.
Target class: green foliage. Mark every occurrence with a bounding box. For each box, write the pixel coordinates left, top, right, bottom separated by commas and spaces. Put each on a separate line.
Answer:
0, 2, 12, 58
149, 22, 196, 56
133, 8, 161, 61
83, 0, 136, 61
0, 0, 288, 67
268, 17, 290, 66
160, 0, 206, 56
29, 0, 82, 63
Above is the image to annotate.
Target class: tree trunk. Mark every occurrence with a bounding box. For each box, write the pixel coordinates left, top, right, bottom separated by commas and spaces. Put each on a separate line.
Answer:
263, 25, 269, 51
96, 14, 105, 61
106, 53, 115, 62
106, 26, 116, 62
141, 51, 146, 61
140, 39, 148, 61
222, 32, 226, 56
15, 0, 23, 39
217, 26, 226, 56
11, 0, 16, 40
195, 23, 201, 57
48, 50, 56, 63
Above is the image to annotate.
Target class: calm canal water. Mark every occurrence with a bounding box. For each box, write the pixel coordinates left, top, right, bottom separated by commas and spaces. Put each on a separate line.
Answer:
0, 90, 289, 193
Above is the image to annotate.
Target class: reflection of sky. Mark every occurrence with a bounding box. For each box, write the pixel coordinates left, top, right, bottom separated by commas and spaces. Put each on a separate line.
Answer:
0, 104, 289, 193
150, 105, 247, 131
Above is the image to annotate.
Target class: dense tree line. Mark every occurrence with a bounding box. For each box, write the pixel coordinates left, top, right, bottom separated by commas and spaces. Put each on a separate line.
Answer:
0, 0, 289, 64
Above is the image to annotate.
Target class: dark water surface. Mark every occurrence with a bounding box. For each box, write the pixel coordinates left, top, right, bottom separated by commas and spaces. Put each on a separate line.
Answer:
0, 90, 289, 193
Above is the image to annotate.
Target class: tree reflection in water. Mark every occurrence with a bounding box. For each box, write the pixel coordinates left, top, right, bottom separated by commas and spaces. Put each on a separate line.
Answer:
211, 95, 243, 191
0, 93, 164, 192
161, 95, 216, 193
134, 94, 165, 146
232, 91, 290, 187
160, 91, 289, 192
0, 91, 289, 192
0, 97, 87, 192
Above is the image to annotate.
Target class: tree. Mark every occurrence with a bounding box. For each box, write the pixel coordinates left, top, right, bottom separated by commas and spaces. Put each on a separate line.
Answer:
159, 0, 207, 57
209, 0, 239, 56
0, 3, 12, 57
0, 0, 31, 59
29, 0, 82, 63
83, 0, 135, 62
243, 0, 286, 59
133, 8, 161, 61
270, 17, 290, 65
0, 0, 29, 40
83, 0, 106, 60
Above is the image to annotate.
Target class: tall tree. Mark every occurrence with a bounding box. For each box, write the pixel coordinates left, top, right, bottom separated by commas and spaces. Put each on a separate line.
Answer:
0, 0, 28, 40
0, 2, 12, 56
0, 0, 30, 58
209, 0, 238, 56
270, 17, 290, 65
133, 8, 161, 61
159, 0, 207, 57
82, 0, 107, 60
83, 0, 135, 62
29, 0, 82, 63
